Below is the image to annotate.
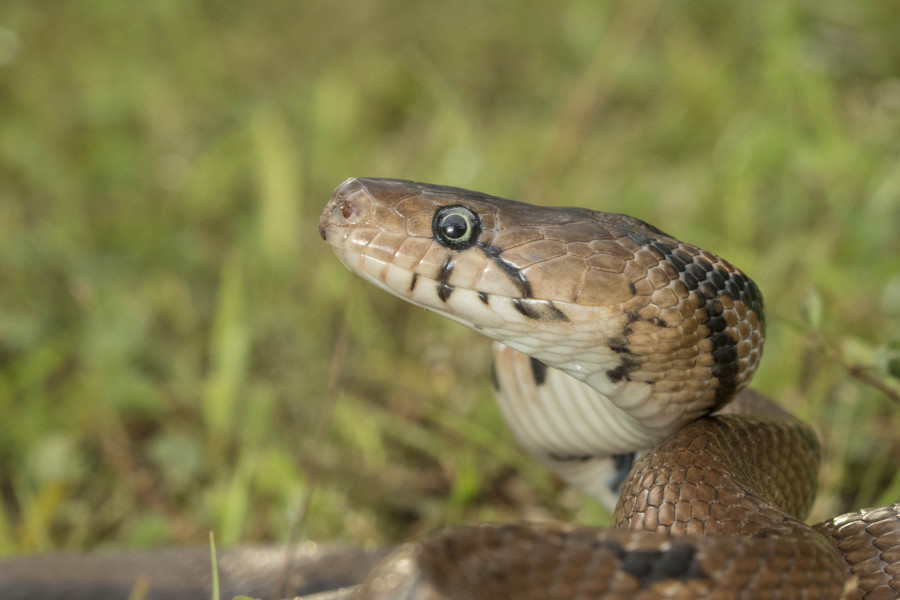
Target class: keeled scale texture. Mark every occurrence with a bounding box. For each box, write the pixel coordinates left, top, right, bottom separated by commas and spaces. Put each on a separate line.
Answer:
815, 504, 900, 600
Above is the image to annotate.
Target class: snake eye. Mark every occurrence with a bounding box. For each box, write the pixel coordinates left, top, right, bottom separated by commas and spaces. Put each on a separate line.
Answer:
433, 205, 481, 250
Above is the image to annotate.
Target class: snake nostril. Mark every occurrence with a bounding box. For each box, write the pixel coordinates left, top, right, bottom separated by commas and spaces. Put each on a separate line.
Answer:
340, 201, 353, 219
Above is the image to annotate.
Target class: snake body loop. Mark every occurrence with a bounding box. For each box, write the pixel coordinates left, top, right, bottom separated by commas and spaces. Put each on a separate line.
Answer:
319, 178, 900, 600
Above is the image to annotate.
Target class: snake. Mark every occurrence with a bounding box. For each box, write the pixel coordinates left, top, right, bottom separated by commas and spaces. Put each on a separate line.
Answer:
319, 177, 900, 600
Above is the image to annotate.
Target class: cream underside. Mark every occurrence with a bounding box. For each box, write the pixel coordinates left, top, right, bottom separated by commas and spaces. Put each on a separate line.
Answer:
491, 344, 662, 509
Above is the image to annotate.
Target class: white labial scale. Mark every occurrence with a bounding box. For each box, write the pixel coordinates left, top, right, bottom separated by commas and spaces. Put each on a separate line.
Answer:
384, 257, 416, 296
408, 281, 519, 333
362, 253, 390, 286
335, 250, 399, 300
441, 288, 516, 330
341, 251, 509, 332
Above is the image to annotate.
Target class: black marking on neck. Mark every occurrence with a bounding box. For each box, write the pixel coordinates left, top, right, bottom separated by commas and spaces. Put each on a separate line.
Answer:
512, 298, 570, 322
647, 239, 674, 261
409, 272, 419, 292
529, 357, 548, 385
436, 256, 455, 302
477, 291, 489, 304
547, 452, 594, 462
482, 244, 503, 258
496, 258, 532, 298
623, 311, 640, 335
639, 236, 766, 317
608, 338, 630, 354
628, 236, 766, 407
628, 281, 637, 296
729, 271, 765, 328
597, 540, 627, 560
687, 267, 765, 407
489, 362, 500, 392
611, 452, 636, 487
645, 236, 766, 331
697, 268, 765, 329
511, 298, 537, 320
479, 244, 533, 298
606, 356, 639, 383
625, 230, 656, 246
704, 299, 739, 408
621, 544, 708, 584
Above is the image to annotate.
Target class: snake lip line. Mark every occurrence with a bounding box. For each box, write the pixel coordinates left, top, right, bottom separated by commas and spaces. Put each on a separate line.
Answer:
331, 248, 588, 332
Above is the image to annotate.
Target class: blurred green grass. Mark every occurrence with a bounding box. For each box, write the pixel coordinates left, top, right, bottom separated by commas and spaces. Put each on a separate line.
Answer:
0, 0, 898, 557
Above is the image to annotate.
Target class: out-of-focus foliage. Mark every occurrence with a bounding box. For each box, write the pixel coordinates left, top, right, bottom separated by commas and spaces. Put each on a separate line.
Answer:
0, 0, 898, 555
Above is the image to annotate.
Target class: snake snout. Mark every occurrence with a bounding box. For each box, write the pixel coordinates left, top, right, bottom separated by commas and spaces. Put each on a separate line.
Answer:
319, 178, 376, 241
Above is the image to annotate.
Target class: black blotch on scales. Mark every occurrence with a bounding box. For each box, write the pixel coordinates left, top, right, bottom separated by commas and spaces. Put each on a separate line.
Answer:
436, 256, 455, 302
529, 357, 548, 386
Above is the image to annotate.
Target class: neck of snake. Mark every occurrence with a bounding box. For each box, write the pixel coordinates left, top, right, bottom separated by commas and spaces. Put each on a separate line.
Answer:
491, 343, 681, 508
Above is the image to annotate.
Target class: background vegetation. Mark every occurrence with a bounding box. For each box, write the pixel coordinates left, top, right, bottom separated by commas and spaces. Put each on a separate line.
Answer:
0, 0, 898, 558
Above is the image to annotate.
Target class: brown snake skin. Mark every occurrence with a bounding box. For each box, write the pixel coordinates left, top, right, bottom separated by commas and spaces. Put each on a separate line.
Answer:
319, 178, 900, 600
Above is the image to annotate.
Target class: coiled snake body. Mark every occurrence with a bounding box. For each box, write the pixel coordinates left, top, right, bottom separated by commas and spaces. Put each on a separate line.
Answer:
319, 178, 900, 600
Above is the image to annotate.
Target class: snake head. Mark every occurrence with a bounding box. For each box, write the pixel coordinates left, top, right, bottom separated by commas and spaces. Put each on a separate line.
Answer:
321, 178, 765, 421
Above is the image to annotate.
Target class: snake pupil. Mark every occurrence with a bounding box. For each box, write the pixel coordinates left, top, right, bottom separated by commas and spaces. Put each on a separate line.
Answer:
433, 206, 481, 249
445, 216, 467, 238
